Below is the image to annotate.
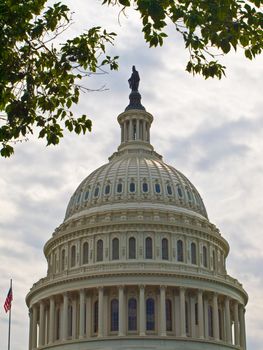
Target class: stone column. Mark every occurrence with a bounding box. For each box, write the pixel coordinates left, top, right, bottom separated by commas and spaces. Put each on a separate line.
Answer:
234, 301, 240, 346
198, 290, 204, 338
118, 286, 125, 336
86, 294, 92, 337
39, 301, 45, 346
72, 298, 77, 339
136, 119, 140, 140
159, 285, 166, 336
124, 121, 127, 142
143, 120, 146, 141
62, 293, 68, 341
98, 287, 104, 337
32, 304, 38, 349
225, 297, 231, 344
179, 287, 186, 337
239, 305, 246, 350
213, 293, 219, 340
129, 119, 133, 140
79, 289, 85, 339
28, 309, 33, 350
204, 297, 209, 339
49, 297, 55, 344
139, 285, 145, 336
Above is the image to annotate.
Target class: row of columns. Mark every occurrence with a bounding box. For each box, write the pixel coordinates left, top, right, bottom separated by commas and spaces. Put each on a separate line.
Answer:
121, 119, 150, 143
29, 286, 246, 350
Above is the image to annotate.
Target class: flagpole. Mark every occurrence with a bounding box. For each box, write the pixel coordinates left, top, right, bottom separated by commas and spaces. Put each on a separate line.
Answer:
7, 279, 12, 350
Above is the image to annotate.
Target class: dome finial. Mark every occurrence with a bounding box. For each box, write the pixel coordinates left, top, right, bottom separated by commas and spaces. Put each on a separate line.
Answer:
125, 66, 145, 111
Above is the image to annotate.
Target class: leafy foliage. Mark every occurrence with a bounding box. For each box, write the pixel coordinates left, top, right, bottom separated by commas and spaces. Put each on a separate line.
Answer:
103, 0, 262, 78
0, 0, 262, 157
0, 0, 118, 157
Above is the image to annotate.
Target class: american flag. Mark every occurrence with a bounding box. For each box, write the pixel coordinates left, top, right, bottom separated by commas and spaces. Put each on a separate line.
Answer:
3, 287, 13, 313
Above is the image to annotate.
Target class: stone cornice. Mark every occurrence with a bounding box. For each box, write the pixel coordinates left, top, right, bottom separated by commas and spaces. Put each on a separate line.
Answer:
26, 265, 247, 306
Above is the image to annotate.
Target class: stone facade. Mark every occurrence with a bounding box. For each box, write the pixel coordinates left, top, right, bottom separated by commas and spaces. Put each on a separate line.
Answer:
26, 88, 247, 350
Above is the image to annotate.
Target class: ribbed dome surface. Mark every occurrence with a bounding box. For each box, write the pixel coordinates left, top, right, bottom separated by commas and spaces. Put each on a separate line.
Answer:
64, 149, 207, 221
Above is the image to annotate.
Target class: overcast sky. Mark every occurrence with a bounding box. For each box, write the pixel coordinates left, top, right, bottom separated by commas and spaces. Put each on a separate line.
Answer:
0, 1, 262, 349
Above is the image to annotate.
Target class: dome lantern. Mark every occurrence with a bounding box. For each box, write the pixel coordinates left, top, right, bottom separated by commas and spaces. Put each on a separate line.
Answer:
118, 66, 154, 152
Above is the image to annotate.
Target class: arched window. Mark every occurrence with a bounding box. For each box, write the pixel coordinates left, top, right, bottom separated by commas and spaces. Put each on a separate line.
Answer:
112, 238, 119, 260
129, 237, 136, 259
142, 182, 148, 193
166, 299, 172, 331
76, 193, 81, 204
105, 184, 110, 195
71, 245, 76, 267
208, 305, 213, 337
177, 240, 184, 262
111, 299, 119, 331
94, 301, 98, 333
162, 238, 169, 260
94, 187, 99, 197
84, 190, 89, 201
61, 249, 65, 271
177, 186, 183, 198
155, 183, 161, 193
203, 246, 208, 267
146, 298, 155, 331
130, 182, 135, 193
191, 242, 197, 265
97, 240, 103, 262
167, 184, 172, 195
83, 242, 89, 264
128, 298, 137, 331
145, 237, 153, 259
117, 183, 123, 193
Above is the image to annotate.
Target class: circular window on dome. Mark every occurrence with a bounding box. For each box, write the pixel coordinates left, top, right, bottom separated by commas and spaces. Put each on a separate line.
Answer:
94, 186, 100, 197
105, 184, 110, 195
177, 186, 183, 198
155, 183, 161, 193
142, 182, 148, 193
167, 184, 172, 195
129, 182, 136, 193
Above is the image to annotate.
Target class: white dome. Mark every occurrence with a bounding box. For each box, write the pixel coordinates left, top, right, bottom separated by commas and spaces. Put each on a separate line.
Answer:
65, 149, 207, 221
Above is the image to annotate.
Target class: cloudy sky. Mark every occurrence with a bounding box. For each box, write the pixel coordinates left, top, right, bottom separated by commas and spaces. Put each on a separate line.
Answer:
0, 1, 262, 349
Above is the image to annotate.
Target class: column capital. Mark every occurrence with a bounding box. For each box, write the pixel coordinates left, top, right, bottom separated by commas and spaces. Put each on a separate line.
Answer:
119, 285, 125, 290
160, 285, 167, 290
139, 284, 145, 290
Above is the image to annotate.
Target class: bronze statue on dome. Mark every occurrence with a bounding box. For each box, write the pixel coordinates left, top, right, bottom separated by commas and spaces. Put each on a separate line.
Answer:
128, 65, 140, 92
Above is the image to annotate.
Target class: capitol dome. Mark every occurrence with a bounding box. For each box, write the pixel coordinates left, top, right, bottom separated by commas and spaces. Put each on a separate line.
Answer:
26, 69, 247, 350
65, 132, 208, 222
